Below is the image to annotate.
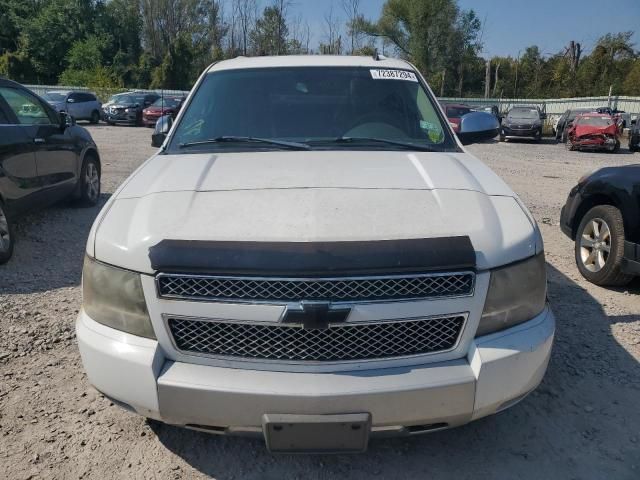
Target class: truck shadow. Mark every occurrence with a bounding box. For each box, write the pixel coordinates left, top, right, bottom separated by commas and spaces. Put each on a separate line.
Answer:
0, 194, 109, 294
149, 262, 640, 479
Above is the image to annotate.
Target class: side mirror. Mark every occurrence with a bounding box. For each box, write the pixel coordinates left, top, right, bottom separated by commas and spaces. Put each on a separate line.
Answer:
457, 111, 500, 145
66, 98, 75, 103
151, 114, 173, 147
59, 111, 75, 130
540, 113, 547, 120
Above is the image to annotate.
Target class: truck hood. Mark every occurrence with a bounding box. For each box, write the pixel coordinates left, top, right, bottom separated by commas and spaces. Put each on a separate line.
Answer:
91, 151, 540, 273
574, 123, 617, 138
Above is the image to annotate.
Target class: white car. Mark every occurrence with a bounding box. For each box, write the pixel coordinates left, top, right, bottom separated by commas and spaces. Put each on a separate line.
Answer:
77, 55, 554, 453
42, 90, 102, 124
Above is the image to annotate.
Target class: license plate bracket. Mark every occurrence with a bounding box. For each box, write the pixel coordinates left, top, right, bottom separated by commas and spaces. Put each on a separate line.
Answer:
262, 413, 371, 454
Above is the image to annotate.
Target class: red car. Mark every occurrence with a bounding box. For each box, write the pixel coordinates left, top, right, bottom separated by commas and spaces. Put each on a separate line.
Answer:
442, 104, 472, 133
566, 113, 620, 152
142, 96, 186, 127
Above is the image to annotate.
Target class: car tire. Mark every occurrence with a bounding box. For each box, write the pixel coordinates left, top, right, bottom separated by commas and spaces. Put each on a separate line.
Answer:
90, 110, 100, 124
107, 121, 115, 126
561, 130, 568, 143
610, 140, 620, 153
574, 205, 633, 286
499, 132, 505, 142
565, 138, 575, 151
0, 200, 15, 265
535, 130, 542, 142
76, 155, 101, 207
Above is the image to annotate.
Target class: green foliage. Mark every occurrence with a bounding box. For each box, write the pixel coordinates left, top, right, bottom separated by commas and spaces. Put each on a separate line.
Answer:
251, 6, 289, 56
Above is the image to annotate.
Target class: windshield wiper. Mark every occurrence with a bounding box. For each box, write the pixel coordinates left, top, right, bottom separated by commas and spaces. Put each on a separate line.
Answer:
179, 136, 310, 150
324, 136, 438, 152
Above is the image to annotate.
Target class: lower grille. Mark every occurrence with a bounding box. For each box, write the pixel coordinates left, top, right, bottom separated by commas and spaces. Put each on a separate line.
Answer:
167, 315, 466, 362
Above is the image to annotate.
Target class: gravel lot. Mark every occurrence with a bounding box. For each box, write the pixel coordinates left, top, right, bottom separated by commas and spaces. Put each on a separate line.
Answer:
1, 125, 639, 479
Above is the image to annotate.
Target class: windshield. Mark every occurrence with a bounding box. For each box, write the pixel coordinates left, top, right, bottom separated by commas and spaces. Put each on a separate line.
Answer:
576, 116, 614, 127
43, 92, 67, 102
168, 67, 455, 152
507, 108, 539, 120
151, 97, 182, 108
110, 93, 145, 105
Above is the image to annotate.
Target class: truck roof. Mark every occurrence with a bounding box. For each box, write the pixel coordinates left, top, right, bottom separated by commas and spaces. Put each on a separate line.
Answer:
207, 55, 414, 73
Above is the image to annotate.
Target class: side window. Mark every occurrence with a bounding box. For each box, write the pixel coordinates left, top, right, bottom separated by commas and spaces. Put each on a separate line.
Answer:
69, 92, 81, 103
79, 93, 94, 103
0, 87, 56, 125
415, 86, 445, 144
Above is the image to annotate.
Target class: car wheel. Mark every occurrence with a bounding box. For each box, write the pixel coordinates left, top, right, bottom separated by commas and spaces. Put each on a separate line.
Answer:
499, 132, 505, 142
76, 156, 101, 207
574, 205, 633, 286
0, 201, 15, 265
535, 130, 542, 142
561, 130, 568, 143
565, 138, 575, 151
107, 121, 115, 126
90, 110, 100, 124
610, 140, 620, 153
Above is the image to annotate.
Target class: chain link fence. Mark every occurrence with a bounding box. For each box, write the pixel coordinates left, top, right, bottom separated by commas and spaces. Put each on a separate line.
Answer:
24, 84, 190, 102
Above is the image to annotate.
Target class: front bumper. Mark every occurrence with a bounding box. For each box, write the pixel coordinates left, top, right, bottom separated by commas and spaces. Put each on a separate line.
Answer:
571, 135, 618, 150
502, 126, 541, 138
76, 305, 555, 436
103, 110, 138, 125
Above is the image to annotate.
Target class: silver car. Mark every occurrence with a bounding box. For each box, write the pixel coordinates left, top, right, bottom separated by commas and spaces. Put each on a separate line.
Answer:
43, 90, 102, 124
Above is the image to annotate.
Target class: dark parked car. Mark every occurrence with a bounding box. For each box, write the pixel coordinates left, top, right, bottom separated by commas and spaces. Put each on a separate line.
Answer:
42, 90, 102, 124
102, 91, 160, 126
142, 95, 185, 127
560, 165, 640, 285
555, 106, 611, 143
499, 106, 544, 142
629, 119, 639, 152
0, 79, 101, 264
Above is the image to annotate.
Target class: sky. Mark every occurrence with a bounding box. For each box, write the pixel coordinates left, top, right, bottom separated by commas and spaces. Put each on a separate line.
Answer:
294, 0, 639, 58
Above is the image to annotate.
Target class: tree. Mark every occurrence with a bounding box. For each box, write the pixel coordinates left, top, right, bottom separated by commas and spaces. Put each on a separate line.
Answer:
341, 0, 362, 54
251, 4, 289, 56
321, 2, 343, 55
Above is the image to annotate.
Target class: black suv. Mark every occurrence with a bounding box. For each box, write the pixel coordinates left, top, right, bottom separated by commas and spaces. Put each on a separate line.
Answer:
0, 79, 101, 264
102, 91, 160, 126
560, 165, 640, 285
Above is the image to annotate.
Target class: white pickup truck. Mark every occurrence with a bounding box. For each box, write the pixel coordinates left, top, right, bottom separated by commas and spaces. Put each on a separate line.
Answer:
77, 55, 554, 453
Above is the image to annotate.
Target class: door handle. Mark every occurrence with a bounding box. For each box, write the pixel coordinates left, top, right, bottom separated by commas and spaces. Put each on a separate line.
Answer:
34, 138, 46, 144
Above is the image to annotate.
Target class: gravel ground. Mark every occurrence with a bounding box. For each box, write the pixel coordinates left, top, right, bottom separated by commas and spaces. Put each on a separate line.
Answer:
1, 125, 639, 480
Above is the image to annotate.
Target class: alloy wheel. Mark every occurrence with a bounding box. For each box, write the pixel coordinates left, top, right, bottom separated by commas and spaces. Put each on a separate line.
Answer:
579, 217, 611, 272
85, 162, 100, 202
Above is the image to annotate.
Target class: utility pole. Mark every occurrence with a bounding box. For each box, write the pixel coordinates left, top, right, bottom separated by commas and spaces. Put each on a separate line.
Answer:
484, 59, 491, 98
514, 51, 520, 98
440, 69, 446, 97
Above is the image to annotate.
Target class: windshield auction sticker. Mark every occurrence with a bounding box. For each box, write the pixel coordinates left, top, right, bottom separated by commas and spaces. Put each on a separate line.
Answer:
370, 69, 418, 82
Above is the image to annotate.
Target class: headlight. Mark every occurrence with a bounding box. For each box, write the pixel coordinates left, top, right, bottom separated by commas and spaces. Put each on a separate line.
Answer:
476, 252, 547, 337
125, 108, 132, 113
82, 256, 155, 339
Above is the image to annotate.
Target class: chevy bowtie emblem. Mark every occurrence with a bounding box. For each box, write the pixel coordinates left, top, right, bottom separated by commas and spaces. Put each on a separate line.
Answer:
282, 301, 351, 330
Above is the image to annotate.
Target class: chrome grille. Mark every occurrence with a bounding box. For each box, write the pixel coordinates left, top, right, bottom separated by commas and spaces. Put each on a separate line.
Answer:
167, 315, 466, 362
156, 272, 474, 303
